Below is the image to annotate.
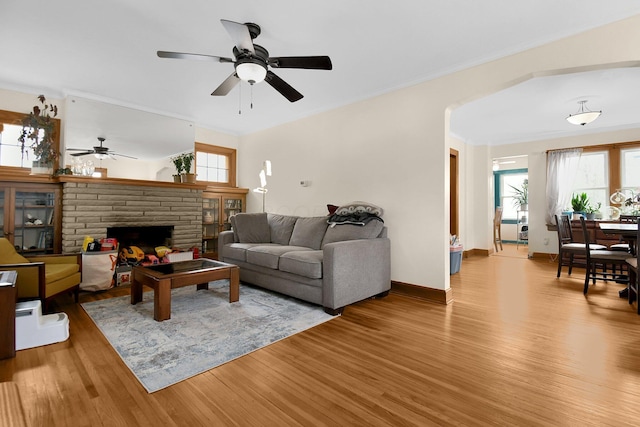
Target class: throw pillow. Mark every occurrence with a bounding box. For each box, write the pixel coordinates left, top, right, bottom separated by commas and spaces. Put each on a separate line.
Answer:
327, 204, 339, 215
335, 201, 383, 217
233, 213, 270, 243
289, 217, 329, 250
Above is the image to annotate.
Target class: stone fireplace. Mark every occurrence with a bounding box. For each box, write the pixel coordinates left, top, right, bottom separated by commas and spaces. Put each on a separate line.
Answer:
61, 180, 202, 254
107, 225, 174, 254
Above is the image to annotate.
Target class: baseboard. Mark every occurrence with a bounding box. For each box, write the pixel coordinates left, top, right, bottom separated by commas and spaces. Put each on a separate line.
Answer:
466, 248, 489, 257
391, 281, 453, 305
531, 251, 558, 261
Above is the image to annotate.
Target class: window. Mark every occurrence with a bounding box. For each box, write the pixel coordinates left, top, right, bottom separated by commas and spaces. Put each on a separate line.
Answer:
0, 109, 61, 172
194, 143, 236, 187
564, 142, 640, 212
494, 169, 528, 221
621, 147, 640, 191
573, 151, 608, 211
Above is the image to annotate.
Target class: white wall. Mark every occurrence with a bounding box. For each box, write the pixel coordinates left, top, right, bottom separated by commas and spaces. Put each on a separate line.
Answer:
237, 15, 640, 291
4, 15, 640, 292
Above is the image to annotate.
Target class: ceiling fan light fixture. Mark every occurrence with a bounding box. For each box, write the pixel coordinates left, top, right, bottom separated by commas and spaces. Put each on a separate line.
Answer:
94, 153, 109, 160
566, 100, 602, 126
236, 62, 267, 84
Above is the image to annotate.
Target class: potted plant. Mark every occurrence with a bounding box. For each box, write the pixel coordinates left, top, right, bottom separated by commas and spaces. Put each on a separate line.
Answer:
585, 202, 601, 220
18, 95, 59, 174
180, 152, 195, 183
571, 192, 590, 218
170, 154, 184, 183
509, 178, 528, 211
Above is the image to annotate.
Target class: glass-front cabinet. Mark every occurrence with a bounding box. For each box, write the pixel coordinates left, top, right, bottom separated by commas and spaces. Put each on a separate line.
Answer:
202, 188, 247, 259
0, 183, 61, 254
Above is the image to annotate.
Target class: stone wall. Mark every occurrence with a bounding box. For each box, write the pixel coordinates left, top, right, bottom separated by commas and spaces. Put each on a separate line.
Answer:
61, 182, 202, 253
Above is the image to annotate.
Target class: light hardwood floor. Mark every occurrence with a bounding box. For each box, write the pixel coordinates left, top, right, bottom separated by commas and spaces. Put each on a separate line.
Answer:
2, 249, 640, 426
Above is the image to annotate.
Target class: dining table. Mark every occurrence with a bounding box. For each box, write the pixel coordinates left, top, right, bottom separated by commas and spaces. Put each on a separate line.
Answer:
598, 222, 638, 239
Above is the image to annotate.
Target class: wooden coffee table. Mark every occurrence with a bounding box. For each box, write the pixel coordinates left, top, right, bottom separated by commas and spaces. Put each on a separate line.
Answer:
130, 259, 239, 321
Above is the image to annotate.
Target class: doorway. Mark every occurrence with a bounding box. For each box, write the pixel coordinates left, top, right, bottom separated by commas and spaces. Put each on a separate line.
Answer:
450, 148, 459, 237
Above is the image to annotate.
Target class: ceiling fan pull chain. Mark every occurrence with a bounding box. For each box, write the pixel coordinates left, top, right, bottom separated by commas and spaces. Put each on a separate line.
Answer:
238, 81, 242, 115
250, 83, 254, 109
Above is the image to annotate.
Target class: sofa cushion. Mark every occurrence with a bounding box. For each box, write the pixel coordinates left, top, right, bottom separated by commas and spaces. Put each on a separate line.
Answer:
0, 238, 29, 263
279, 250, 323, 279
246, 245, 313, 269
322, 220, 385, 247
267, 214, 298, 245
46, 263, 80, 282
289, 217, 329, 250
223, 243, 272, 262
230, 215, 239, 242
234, 213, 270, 243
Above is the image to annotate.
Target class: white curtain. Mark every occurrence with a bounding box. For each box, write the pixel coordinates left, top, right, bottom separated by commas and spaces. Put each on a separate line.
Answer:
546, 148, 582, 225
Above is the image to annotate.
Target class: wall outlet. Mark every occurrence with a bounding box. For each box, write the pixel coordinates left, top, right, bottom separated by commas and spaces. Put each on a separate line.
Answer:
543, 237, 549, 245
299, 180, 310, 187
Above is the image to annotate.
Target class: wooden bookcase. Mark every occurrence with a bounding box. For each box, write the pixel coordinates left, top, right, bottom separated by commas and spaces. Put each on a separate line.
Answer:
0, 181, 62, 255
201, 187, 248, 259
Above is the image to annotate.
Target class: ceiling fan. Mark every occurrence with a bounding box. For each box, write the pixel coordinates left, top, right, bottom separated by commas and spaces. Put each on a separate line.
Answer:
157, 19, 332, 102
67, 137, 137, 160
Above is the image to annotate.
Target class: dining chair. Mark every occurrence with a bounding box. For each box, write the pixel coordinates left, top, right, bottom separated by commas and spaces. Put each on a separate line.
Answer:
493, 207, 503, 252
579, 217, 633, 295
610, 214, 639, 254
625, 219, 640, 314
555, 214, 606, 278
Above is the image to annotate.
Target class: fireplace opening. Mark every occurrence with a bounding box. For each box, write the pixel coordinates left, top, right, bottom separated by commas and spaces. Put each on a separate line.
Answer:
107, 226, 174, 254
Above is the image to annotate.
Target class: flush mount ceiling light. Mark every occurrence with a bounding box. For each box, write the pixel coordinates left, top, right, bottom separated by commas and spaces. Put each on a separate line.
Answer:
235, 61, 267, 84
566, 100, 602, 126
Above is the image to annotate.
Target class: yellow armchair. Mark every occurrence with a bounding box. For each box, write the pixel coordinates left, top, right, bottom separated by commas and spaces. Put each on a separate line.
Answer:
0, 238, 81, 312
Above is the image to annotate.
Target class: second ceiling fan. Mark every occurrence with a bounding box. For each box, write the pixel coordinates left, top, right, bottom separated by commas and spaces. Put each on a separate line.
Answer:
67, 137, 137, 160
157, 19, 332, 102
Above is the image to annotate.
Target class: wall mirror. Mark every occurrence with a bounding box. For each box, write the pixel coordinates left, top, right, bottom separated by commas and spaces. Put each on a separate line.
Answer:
64, 96, 195, 163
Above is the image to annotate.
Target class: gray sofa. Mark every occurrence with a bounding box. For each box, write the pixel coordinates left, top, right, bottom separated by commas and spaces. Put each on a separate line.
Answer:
218, 212, 391, 314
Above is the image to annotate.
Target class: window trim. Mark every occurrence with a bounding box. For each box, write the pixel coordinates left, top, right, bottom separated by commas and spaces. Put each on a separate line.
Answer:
494, 168, 528, 224
194, 142, 237, 187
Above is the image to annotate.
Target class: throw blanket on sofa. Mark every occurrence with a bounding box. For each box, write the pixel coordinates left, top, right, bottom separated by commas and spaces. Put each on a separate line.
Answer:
327, 212, 383, 227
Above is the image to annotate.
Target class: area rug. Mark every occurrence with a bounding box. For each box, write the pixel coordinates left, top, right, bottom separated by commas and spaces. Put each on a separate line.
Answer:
81, 281, 336, 393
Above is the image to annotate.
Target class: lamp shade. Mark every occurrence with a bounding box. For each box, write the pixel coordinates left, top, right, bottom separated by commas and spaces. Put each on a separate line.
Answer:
566, 100, 602, 126
236, 62, 267, 84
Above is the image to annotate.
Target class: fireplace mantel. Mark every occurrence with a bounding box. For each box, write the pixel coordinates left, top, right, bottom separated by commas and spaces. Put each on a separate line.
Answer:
58, 175, 208, 190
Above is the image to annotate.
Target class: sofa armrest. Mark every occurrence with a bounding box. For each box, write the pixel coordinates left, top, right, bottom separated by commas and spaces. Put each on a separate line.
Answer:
322, 238, 391, 310
0, 262, 46, 299
27, 253, 81, 265
218, 231, 236, 256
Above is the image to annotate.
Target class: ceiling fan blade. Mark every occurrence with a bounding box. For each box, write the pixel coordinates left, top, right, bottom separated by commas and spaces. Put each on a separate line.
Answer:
157, 51, 233, 63
212, 72, 240, 96
67, 148, 92, 152
265, 71, 303, 102
70, 151, 93, 157
110, 152, 138, 160
220, 19, 255, 54
269, 56, 333, 70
